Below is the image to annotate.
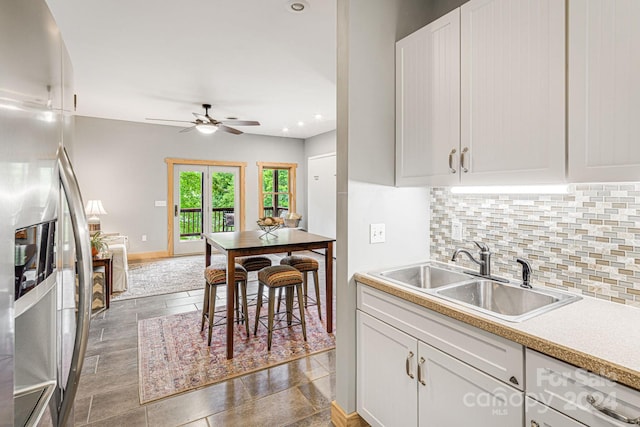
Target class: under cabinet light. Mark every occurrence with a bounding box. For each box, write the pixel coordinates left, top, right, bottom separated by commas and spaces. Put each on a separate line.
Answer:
450, 184, 569, 195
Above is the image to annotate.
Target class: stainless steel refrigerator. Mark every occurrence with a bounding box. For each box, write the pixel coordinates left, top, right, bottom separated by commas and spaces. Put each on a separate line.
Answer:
0, 0, 93, 425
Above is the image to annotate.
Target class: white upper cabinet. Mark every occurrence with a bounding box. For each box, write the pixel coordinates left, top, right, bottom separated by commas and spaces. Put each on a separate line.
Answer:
396, 9, 460, 187
396, 0, 566, 187
460, 0, 566, 185
568, 0, 640, 182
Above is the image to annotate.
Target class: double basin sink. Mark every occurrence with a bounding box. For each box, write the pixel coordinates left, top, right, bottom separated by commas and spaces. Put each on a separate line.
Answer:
372, 262, 581, 322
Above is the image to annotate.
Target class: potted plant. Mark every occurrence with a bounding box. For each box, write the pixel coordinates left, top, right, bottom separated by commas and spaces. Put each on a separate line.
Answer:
90, 231, 108, 257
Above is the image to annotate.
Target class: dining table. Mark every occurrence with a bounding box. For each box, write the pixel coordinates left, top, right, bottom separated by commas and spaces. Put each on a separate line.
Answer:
203, 228, 335, 359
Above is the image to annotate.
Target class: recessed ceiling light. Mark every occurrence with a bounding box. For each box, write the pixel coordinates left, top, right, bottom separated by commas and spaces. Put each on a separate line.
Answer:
282, 127, 289, 132
297, 121, 304, 126
286, 0, 309, 13
314, 114, 322, 120
226, 117, 238, 120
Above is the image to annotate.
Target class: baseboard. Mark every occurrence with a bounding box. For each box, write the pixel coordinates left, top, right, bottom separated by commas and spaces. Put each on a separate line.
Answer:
127, 251, 170, 261
331, 401, 368, 427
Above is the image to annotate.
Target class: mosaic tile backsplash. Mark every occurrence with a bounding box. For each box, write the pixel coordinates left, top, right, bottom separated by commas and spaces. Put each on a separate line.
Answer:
430, 184, 640, 308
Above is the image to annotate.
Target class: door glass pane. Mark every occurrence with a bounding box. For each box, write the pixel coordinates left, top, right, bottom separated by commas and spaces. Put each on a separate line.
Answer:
211, 171, 235, 232
179, 171, 203, 241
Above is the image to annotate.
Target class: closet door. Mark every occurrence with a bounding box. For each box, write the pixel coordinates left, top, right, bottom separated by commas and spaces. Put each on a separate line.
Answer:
460, 0, 566, 184
308, 154, 336, 255
568, 0, 640, 182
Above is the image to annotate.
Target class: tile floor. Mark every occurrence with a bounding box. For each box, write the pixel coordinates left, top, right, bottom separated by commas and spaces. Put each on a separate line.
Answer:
75, 271, 336, 426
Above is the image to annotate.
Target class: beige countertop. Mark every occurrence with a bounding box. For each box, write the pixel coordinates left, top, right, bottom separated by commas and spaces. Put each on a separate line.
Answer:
355, 271, 640, 392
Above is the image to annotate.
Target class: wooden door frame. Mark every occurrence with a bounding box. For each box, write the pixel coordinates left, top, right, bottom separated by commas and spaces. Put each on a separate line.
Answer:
166, 158, 246, 256
257, 161, 297, 217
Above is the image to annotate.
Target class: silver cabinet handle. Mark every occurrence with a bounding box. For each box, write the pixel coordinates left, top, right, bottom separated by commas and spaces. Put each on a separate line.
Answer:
406, 351, 415, 379
448, 148, 457, 174
461, 147, 469, 173
586, 395, 640, 424
417, 357, 426, 386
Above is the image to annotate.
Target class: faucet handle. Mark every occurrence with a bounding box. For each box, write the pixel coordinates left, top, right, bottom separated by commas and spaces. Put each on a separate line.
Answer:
473, 241, 490, 252
516, 258, 532, 288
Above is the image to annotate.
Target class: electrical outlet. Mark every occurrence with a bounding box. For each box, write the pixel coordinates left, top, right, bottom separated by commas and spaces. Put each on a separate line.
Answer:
142, 234, 147, 242
370, 223, 385, 244
452, 221, 463, 241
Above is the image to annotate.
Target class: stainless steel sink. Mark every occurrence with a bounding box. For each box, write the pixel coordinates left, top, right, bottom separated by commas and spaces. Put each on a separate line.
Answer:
373, 263, 472, 290
434, 280, 581, 322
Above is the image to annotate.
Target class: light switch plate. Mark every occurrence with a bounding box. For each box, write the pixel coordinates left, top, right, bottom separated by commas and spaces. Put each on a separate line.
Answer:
155, 200, 167, 207
370, 223, 385, 244
452, 221, 463, 241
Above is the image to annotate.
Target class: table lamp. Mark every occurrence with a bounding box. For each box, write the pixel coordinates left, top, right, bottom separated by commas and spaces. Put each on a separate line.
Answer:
85, 200, 107, 233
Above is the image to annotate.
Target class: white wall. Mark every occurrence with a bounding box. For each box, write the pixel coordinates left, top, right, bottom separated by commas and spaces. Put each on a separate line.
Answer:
304, 129, 336, 159
336, 0, 433, 415
72, 116, 306, 254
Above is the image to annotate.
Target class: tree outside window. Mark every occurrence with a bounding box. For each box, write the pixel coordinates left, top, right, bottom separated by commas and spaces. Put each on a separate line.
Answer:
257, 162, 297, 218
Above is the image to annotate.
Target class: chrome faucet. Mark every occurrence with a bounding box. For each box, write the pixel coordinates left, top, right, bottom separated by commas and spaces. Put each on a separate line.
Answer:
451, 241, 492, 276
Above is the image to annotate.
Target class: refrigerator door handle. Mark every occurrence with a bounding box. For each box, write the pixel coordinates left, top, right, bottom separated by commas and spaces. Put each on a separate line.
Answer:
57, 146, 93, 427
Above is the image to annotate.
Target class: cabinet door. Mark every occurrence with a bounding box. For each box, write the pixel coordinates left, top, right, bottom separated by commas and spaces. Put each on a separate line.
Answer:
417, 341, 523, 427
357, 311, 418, 427
461, 0, 565, 185
526, 397, 586, 427
568, 0, 640, 182
396, 9, 460, 187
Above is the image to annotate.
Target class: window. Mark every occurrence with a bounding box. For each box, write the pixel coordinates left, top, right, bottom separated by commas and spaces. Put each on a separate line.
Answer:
257, 162, 297, 218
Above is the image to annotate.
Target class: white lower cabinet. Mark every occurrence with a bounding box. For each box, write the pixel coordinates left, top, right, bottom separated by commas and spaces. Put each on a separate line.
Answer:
357, 311, 417, 426
526, 397, 586, 427
357, 308, 523, 427
417, 340, 522, 426
526, 349, 640, 427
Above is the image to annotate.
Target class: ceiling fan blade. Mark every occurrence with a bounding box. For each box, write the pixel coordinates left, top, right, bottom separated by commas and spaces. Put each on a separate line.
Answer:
192, 112, 211, 122
216, 124, 243, 135
146, 118, 195, 123
179, 126, 196, 133
220, 120, 260, 126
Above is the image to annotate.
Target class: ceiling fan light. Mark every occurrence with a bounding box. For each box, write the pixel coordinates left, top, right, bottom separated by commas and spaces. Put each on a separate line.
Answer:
196, 123, 217, 134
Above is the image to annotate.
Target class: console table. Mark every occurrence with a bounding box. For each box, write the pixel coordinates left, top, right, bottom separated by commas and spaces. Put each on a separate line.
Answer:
92, 254, 112, 309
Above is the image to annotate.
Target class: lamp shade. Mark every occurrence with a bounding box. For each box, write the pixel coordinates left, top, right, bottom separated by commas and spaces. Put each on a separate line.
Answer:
85, 200, 107, 216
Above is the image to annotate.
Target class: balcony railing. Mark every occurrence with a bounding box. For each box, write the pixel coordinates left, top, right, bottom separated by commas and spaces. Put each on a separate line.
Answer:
179, 206, 289, 239
179, 207, 235, 238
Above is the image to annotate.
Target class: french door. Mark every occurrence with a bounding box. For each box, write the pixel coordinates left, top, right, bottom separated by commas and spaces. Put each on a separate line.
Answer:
173, 164, 240, 255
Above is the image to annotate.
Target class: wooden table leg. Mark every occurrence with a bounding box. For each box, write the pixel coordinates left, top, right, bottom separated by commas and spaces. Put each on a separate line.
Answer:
325, 242, 333, 333
226, 251, 236, 359
205, 241, 212, 267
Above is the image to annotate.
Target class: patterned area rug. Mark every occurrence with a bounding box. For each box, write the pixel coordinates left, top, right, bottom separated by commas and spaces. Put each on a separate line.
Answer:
113, 254, 285, 301
137, 307, 335, 404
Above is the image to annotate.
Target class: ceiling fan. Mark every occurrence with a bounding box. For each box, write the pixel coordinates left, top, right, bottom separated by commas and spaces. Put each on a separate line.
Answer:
146, 103, 260, 135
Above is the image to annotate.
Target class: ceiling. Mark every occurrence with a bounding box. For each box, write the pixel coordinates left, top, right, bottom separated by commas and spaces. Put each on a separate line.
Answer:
45, 0, 337, 139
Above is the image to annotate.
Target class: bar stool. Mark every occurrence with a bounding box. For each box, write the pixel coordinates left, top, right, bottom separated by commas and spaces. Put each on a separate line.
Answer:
202, 262, 249, 346
254, 265, 306, 351
279, 255, 322, 320
236, 256, 272, 273
236, 256, 272, 304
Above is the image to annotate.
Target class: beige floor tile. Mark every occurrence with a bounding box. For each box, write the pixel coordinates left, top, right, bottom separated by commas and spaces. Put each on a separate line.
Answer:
87, 383, 141, 423
206, 388, 315, 427
240, 356, 329, 399
85, 407, 146, 427
145, 378, 249, 427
